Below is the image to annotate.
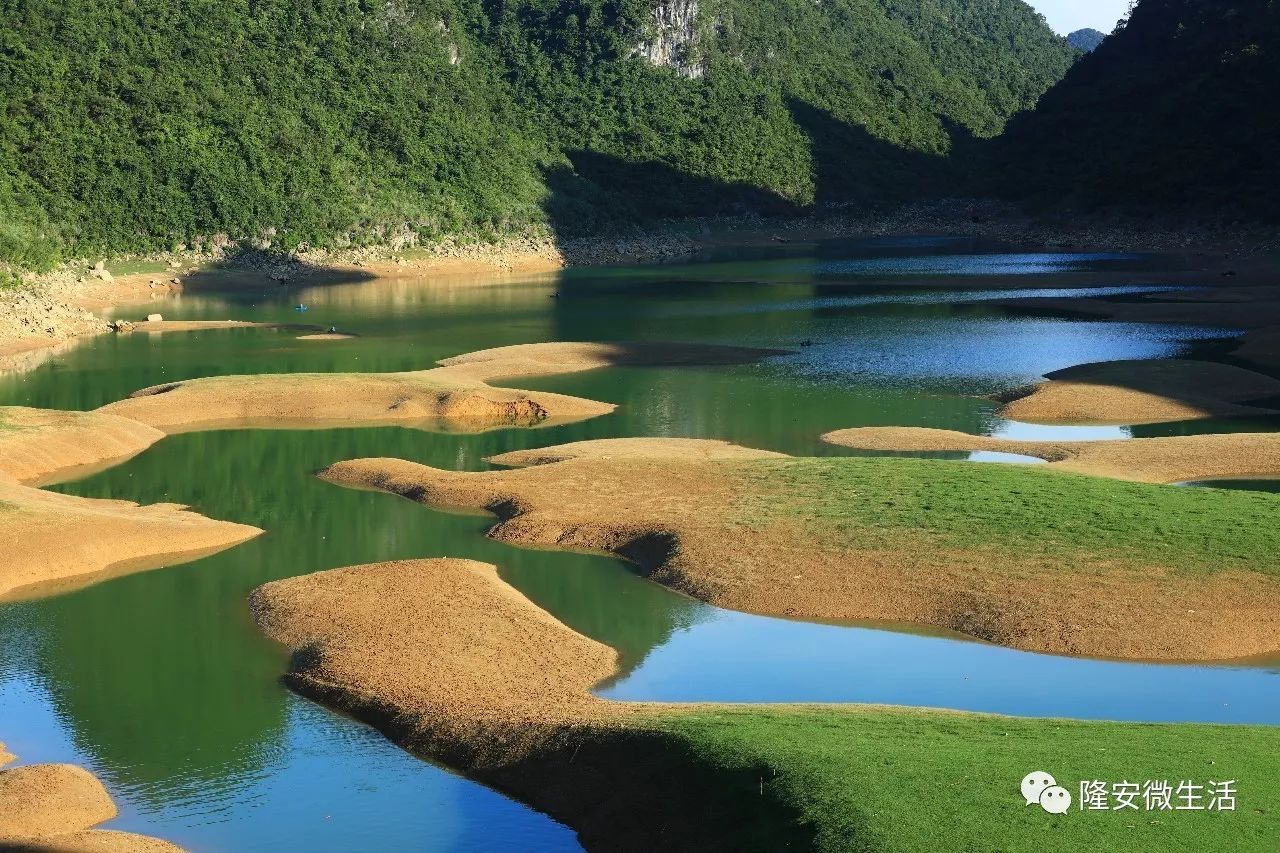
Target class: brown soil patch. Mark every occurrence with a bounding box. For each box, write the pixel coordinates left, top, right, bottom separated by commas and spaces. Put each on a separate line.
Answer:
317, 440, 1280, 660
0, 478, 262, 600
0, 756, 182, 851
822, 426, 1280, 484
0, 408, 164, 486
97, 342, 784, 433
998, 359, 1280, 424
295, 333, 356, 341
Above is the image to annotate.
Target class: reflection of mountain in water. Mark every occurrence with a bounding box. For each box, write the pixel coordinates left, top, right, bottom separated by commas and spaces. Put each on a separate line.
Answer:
26, 568, 290, 804
497, 555, 711, 680
30, 423, 710, 781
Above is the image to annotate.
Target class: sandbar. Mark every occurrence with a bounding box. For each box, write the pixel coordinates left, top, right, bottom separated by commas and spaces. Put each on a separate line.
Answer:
0, 407, 164, 485
0, 477, 262, 600
97, 342, 785, 433
997, 359, 1280, 424
0, 757, 182, 850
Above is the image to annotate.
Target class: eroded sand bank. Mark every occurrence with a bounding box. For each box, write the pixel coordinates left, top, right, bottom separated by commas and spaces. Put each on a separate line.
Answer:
316, 438, 1280, 660
250, 558, 737, 849
0, 477, 262, 600
253, 559, 623, 742
822, 426, 1280, 484
97, 342, 785, 433
997, 359, 1280, 424
0, 407, 164, 485
0, 749, 182, 851
0, 406, 262, 600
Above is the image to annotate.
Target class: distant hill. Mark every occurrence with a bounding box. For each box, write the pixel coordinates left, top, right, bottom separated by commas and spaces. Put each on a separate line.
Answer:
991, 0, 1280, 220
0, 0, 1078, 268
1067, 28, 1106, 51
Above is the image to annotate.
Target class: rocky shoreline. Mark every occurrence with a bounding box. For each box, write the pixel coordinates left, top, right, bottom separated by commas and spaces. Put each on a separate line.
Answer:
4, 203, 1277, 371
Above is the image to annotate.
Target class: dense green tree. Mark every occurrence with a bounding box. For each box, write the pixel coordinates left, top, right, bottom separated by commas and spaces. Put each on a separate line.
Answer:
0, 0, 1076, 266
990, 0, 1280, 220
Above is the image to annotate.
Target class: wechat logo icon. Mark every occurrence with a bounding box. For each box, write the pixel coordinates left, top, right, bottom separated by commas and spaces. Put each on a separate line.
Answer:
1022, 771, 1072, 814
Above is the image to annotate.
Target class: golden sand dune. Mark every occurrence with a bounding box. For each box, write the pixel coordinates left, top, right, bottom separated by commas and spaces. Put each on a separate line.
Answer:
0, 478, 262, 600
97, 342, 785, 433
999, 359, 1280, 424
821, 426, 1280, 484
317, 439, 1280, 660
0, 754, 182, 851
0, 407, 164, 485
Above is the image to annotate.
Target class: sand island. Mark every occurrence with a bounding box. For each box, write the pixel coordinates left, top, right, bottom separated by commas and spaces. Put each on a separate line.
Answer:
0, 743, 183, 851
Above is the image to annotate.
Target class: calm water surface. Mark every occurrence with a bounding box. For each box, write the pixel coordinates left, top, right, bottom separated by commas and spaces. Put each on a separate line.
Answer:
2, 239, 1277, 851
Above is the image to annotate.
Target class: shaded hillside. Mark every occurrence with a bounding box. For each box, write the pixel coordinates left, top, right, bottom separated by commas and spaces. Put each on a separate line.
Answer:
0, 0, 1075, 267
992, 0, 1280, 219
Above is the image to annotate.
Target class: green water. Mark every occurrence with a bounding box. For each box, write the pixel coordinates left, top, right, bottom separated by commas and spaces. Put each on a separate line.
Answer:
1, 241, 1275, 851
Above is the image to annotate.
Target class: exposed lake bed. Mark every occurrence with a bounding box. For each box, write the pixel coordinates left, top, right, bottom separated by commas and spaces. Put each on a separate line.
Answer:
2, 239, 1279, 850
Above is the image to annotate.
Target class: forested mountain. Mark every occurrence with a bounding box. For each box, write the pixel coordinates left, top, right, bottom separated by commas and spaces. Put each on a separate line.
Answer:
1066, 28, 1106, 51
992, 0, 1280, 219
0, 0, 1075, 267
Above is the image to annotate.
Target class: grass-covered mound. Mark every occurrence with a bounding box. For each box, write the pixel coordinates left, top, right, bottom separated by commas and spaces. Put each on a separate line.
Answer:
0, 0, 1076, 266
741, 457, 1280, 576
320, 441, 1280, 659
648, 707, 1279, 852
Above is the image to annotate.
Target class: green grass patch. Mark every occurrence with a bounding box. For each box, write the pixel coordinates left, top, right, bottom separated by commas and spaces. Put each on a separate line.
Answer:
736, 458, 1280, 575
646, 707, 1279, 853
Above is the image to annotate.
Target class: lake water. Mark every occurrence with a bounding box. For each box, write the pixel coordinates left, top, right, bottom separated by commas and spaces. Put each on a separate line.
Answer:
2, 238, 1276, 850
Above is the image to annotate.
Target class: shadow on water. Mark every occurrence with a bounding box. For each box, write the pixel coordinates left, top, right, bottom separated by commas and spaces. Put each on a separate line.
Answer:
179, 245, 377, 292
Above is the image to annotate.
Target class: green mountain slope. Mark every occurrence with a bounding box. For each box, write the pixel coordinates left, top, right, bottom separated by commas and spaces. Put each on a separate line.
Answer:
1067, 28, 1107, 52
991, 0, 1280, 219
0, 0, 1075, 266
